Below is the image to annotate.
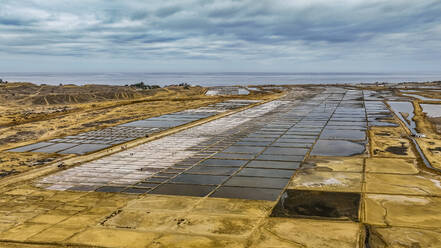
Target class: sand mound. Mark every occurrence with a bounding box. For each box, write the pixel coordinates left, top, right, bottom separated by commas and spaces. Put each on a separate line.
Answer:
0, 83, 167, 105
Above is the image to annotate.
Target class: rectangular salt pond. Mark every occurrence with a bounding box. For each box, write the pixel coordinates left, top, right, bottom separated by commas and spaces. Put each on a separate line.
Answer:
402, 93, 438, 101
420, 104, 441, 118
388, 101, 417, 134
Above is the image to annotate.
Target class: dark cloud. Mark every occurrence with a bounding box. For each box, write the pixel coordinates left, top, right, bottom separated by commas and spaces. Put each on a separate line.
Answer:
0, 0, 440, 72
131, 11, 149, 21
0, 17, 31, 26
155, 6, 182, 17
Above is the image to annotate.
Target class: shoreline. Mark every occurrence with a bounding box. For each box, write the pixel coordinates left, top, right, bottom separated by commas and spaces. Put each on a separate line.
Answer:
1, 72, 441, 86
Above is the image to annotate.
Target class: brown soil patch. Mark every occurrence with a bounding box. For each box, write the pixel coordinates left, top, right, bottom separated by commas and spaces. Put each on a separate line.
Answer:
0, 82, 285, 179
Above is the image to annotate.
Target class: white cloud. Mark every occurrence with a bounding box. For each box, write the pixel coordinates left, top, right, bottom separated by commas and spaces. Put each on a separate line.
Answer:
0, 0, 440, 72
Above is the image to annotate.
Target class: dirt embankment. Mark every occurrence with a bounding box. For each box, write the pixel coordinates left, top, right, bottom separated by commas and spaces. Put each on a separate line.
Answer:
0, 83, 207, 126
0, 83, 205, 148
0, 82, 286, 178
0, 83, 167, 105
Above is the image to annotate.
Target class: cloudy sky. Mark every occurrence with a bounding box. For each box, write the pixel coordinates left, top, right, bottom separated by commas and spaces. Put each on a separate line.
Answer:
1, 0, 441, 73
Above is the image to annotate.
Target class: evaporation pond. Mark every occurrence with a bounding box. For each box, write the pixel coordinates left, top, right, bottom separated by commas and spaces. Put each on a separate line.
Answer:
311, 140, 365, 156
421, 104, 441, 118
402, 93, 436, 101
59, 144, 110, 154
388, 101, 417, 133
320, 129, 366, 140
270, 189, 361, 221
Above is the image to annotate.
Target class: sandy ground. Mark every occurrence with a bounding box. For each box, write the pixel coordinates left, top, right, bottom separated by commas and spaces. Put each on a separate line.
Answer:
0, 82, 440, 248
0, 83, 289, 178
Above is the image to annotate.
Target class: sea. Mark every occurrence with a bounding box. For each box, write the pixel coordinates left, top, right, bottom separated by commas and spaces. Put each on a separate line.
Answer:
1, 72, 441, 87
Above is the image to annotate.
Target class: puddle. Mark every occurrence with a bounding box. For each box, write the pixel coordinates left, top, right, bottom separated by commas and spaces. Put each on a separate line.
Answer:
270, 189, 360, 221
388, 101, 418, 135
429, 147, 441, 152
421, 104, 441, 118
301, 158, 363, 172
0, 170, 19, 178
385, 144, 409, 155
311, 140, 365, 156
